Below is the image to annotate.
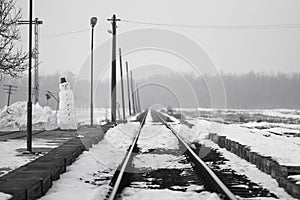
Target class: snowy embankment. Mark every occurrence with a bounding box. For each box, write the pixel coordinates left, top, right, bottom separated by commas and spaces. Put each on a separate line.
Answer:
0, 192, 11, 200
177, 118, 295, 199
0, 101, 58, 131
186, 119, 300, 166
240, 121, 300, 138
201, 139, 296, 199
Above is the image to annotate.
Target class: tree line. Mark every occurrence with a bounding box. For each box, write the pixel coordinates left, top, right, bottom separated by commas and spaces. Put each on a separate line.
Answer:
1, 71, 300, 109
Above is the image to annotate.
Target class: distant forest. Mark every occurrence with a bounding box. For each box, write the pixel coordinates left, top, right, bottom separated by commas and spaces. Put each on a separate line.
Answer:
1, 71, 300, 109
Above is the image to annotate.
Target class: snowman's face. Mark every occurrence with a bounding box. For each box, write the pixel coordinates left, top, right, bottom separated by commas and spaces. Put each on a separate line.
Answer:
59, 82, 70, 91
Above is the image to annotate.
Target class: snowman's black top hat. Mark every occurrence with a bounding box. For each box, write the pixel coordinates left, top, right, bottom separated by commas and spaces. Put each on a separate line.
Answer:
60, 77, 67, 83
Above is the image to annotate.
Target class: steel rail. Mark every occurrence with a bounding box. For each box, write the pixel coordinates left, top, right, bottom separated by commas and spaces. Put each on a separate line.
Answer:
155, 111, 237, 200
107, 111, 148, 200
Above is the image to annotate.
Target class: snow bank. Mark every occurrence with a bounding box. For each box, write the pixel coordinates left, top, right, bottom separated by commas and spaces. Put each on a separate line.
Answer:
145, 109, 153, 123
0, 101, 58, 131
189, 119, 300, 166
173, 119, 210, 145
0, 192, 12, 200
104, 122, 140, 150
201, 139, 296, 199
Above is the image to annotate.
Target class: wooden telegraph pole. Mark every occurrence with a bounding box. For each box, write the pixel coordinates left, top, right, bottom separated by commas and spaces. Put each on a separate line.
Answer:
126, 62, 132, 116
119, 48, 126, 120
136, 83, 141, 112
107, 14, 120, 123
130, 71, 136, 115
27, 0, 33, 152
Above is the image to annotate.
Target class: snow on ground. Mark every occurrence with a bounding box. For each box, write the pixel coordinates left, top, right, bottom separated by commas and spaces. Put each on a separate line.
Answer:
240, 122, 300, 137
145, 109, 153, 123
0, 192, 12, 200
76, 108, 110, 125
104, 122, 140, 150
199, 139, 296, 200
35, 110, 300, 199
120, 188, 220, 200
133, 154, 189, 170
241, 122, 300, 130
167, 114, 181, 124
40, 137, 126, 200
259, 109, 300, 120
40, 122, 141, 200
194, 108, 300, 119
127, 111, 144, 122
0, 101, 58, 131
0, 139, 61, 177
128, 112, 219, 200
288, 175, 300, 185
40, 112, 220, 200
138, 124, 179, 152
187, 119, 300, 166
173, 119, 208, 145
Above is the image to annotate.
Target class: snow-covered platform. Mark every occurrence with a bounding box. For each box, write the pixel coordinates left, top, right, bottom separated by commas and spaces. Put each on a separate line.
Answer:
0, 125, 111, 200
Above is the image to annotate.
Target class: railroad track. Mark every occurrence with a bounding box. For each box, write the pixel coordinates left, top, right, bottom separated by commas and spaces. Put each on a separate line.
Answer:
105, 110, 148, 200
104, 110, 276, 200
104, 110, 236, 200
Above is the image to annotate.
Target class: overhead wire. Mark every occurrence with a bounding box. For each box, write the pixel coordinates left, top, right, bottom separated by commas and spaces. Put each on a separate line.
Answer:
33, 20, 300, 40
121, 19, 300, 29
41, 28, 90, 38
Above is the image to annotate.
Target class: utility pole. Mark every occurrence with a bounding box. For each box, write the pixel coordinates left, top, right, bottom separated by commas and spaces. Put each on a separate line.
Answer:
27, 0, 33, 152
136, 83, 142, 112
126, 62, 132, 116
107, 14, 120, 124
134, 81, 139, 113
130, 71, 136, 115
3, 85, 17, 106
117, 102, 121, 120
119, 48, 126, 120
18, 18, 43, 105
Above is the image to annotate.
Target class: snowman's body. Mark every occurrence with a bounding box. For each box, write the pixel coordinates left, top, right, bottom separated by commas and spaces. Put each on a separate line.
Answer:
58, 80, 77, 130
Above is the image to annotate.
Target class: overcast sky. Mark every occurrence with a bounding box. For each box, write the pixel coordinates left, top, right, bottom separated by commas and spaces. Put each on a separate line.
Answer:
16, 0, 300, 77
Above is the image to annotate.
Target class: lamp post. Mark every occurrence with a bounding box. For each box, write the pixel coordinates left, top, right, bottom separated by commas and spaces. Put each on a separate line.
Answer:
90, 17, 97, 127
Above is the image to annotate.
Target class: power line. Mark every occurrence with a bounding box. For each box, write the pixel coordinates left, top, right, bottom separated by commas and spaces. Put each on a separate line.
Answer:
121, 19, 300, 29
34, 20, 300, 40
42, 28, 89, 38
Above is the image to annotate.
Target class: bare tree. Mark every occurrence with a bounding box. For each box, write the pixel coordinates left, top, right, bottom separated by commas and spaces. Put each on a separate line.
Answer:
0, 0, 27, 78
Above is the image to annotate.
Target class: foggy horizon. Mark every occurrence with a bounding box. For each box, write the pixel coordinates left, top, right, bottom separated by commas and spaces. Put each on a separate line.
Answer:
2, 71, 300, 110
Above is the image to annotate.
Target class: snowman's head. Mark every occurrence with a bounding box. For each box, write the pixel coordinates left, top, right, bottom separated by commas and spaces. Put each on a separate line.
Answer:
59, 77, 70, 91
59, 82, 70, 91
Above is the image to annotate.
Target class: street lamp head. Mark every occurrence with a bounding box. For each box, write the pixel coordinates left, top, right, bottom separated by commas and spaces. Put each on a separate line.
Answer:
90, 17, 98, 27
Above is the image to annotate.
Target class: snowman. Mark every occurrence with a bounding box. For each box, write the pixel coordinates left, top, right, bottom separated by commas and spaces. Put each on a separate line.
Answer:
57, 77, 77, 130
